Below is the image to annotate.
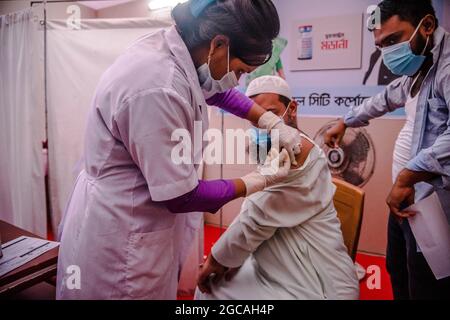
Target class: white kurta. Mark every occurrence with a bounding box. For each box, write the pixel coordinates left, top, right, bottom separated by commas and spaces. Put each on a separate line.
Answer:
56, 26, 208, 300
196, 141, 359, 300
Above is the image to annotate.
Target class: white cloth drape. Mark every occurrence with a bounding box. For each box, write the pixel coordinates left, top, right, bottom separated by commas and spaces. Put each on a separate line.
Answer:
45, 18, 172, 232
46, 17, 203, 295
0, 9, 47, 236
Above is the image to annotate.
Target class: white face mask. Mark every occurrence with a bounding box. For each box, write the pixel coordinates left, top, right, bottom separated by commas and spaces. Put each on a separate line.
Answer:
279, 103, 290, 120
277, 100, 293, 122
197, 46, 239, 100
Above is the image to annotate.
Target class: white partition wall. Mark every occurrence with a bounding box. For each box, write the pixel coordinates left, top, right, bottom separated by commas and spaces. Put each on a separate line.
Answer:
45, 17, 172, 231
46, 19, 169, 235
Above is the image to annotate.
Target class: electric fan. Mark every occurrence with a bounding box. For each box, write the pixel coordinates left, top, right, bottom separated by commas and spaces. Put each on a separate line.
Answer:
314, 120, 376, 187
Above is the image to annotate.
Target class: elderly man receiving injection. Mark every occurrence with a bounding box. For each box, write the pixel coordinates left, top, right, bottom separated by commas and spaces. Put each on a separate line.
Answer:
195, 76, 359, 300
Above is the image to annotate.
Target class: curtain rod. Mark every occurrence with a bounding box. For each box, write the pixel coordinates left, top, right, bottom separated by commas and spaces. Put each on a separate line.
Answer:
31, 0, 78, 5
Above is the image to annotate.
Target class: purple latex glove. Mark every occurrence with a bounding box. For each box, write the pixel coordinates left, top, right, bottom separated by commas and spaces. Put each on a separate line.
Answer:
206, 89, 254, 119
164, 179, 236, 214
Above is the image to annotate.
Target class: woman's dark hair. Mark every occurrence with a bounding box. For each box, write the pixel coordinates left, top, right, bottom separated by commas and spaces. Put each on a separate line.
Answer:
377, 0, 438, 28
172, 0, 280, 66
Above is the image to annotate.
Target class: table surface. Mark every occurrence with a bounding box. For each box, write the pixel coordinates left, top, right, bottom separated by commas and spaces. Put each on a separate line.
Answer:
0, 220, 59, 290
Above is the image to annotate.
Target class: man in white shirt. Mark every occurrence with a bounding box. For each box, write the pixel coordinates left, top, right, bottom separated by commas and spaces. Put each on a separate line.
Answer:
195, 76, 359, 300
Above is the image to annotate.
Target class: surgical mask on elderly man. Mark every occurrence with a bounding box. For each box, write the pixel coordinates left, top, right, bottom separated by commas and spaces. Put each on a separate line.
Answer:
197, 46, 239, 99
381, 17, 430, 76
250, 105, 290, 163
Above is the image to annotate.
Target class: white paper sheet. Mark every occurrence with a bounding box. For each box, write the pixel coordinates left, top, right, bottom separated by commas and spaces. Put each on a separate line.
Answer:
406, 192, 450, 280
0, 236, 59, 278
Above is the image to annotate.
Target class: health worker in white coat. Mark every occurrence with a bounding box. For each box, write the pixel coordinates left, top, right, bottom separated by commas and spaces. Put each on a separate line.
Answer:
56, 0, 302, 300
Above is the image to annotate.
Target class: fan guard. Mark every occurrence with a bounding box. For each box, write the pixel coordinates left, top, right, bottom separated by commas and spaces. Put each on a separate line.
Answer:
314, 120, 376, 187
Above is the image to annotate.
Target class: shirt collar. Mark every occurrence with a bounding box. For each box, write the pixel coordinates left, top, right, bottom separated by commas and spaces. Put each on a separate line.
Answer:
164, 26, 203, 94
431, 26, 446, 65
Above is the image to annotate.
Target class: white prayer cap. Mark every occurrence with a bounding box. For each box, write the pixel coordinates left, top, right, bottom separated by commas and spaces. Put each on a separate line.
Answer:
246, 76, 292, 100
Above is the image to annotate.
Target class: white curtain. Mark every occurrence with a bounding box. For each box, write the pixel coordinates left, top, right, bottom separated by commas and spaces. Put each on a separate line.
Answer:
45, 17, 203, 295
0, 9, 47, 236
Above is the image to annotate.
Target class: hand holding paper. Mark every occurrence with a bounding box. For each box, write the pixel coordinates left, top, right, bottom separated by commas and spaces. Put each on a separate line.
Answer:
405, 192, 450, 280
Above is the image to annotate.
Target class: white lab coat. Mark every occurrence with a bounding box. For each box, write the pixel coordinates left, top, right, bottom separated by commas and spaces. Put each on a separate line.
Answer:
196, 142, 360, 300
56, 26, 209, 300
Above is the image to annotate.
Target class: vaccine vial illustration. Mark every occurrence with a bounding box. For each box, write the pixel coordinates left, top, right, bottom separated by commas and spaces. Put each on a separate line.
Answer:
297, 25, 313, 60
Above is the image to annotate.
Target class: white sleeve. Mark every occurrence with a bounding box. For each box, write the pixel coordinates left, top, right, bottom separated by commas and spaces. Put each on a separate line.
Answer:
211, 195, 321, 268
114, 87, 199, 202
211, 200, 277, 268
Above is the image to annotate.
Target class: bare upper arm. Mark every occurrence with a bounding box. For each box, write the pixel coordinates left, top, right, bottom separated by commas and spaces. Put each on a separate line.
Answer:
291, 137, 315, 169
